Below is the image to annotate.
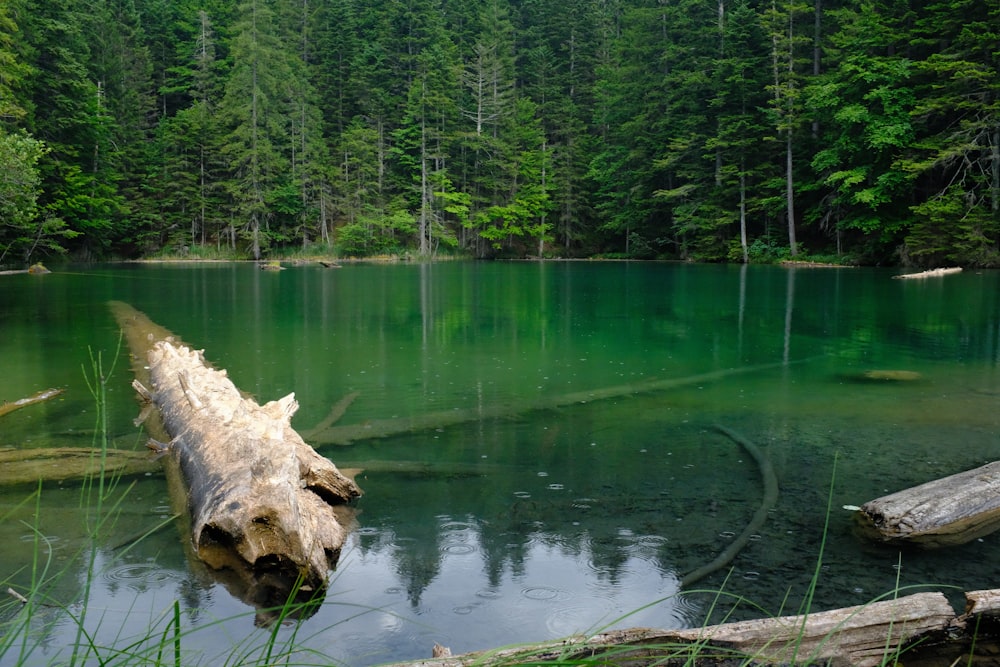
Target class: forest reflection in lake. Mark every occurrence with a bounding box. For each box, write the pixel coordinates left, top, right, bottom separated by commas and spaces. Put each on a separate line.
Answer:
2, 261, 999, 665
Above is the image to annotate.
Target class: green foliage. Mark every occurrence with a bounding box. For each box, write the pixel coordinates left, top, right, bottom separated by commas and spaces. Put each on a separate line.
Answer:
2, 0, 998, 263
0, 130, 79, 265
336, 209, 415, 257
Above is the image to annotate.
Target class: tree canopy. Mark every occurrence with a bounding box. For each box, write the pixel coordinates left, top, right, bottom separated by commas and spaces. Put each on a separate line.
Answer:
0, 0, 996, 266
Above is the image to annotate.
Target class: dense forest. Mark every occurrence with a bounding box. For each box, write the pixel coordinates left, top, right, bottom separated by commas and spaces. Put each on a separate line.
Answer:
0, 0, 997, 266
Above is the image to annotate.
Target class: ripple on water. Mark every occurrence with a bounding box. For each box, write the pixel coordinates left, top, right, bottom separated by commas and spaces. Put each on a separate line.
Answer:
19, 533, 63, 546
544, 599, 617, 637
103, 562, 176, 589
522, 586, 573, 602
441, 542, 476, 555
440, 520, 476, 532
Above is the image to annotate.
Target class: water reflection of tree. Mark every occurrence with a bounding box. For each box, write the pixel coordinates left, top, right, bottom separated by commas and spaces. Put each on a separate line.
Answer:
352, 417, 740, 606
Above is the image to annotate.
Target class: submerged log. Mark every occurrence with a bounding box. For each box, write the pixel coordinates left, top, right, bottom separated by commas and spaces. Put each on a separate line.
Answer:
855, 460, 1000, 547
308, 357, 822, 446
679, 424, 778, 588
0, 446, 160, 486
389, 592, 955, 667
0, 388, 65, 419
109, 301, 361, 597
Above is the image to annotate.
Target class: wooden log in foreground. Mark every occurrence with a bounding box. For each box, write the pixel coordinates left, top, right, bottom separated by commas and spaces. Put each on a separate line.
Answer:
854, 460, 1000, 548
109, 301, 361, 596
390, 592, 956, 667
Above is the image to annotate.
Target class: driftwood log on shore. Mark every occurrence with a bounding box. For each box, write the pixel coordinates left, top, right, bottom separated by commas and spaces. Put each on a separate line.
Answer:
109, 301, 361, 598
391, 591, 961, 667
854, 460, 1000, 548
892, 267, 963, 279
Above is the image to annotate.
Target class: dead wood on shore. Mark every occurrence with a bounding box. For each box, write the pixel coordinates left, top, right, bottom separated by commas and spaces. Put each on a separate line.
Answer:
388, 591, 962, 667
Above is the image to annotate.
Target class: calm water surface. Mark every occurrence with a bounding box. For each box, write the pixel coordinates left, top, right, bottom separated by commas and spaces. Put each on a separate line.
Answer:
2, 261, 999, 665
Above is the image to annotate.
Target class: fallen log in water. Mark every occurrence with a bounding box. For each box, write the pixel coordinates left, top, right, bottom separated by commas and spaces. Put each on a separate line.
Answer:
679, 425, 778, 588
0, 388, 65, 419
892, 267, 963, 279
109, 301, 361, 599
0, 446, 160, 486
854, 460, 1000, 548
308, 357, 821, 446
389, 591, 957, 667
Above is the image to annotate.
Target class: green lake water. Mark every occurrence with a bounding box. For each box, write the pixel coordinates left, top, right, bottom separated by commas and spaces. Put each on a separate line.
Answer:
2, 261, 999, 665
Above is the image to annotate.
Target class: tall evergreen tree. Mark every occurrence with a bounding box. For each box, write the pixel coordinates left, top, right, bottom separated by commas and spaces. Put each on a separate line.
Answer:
0, 0, 31, 126
807, 0, 914, 259
218, 0, 299, 258
763, 0, 812, 257
708, 0, 770, 262
900, 0, 1000, 266
21, 0, 123, 257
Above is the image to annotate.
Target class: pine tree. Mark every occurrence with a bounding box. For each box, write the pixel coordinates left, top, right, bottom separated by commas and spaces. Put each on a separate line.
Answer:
900, 0, 1000, 266
21, 0, 123, 256
218, 0, 300, 258
807, 0, 914, 258
763, 0, 812, 257
707, 0, 770, 262
393, 39, 462, 256
0, 0, 31, 126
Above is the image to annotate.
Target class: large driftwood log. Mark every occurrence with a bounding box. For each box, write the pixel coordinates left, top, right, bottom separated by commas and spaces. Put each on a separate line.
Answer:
388, 592, 955, 667
109, 301, 361, 598
855, 461, 1000, 547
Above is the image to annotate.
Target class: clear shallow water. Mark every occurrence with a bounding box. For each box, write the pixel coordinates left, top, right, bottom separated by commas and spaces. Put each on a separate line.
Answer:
2, 261, 1000, 665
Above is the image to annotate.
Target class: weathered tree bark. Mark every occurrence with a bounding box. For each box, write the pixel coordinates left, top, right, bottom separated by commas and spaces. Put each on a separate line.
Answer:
854, 461, 1000, 548
387, 592, 955, 667
109, 301, 361, 600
